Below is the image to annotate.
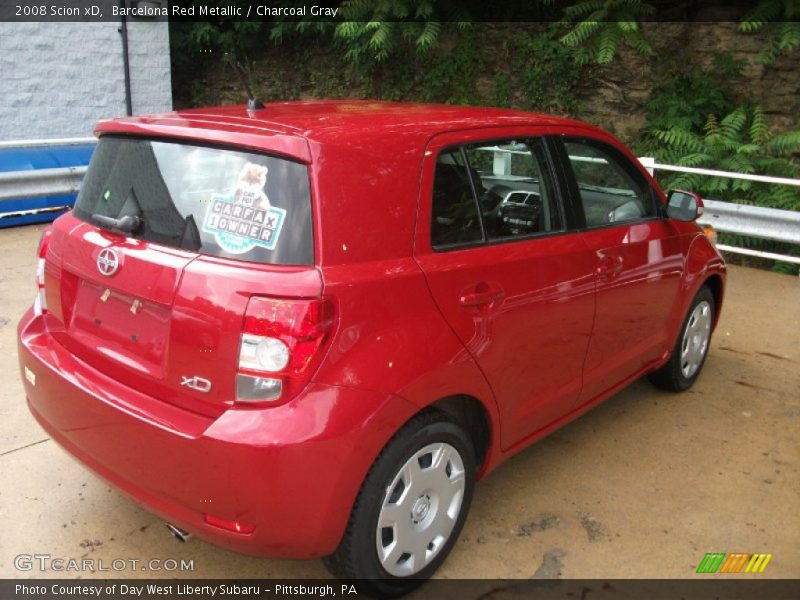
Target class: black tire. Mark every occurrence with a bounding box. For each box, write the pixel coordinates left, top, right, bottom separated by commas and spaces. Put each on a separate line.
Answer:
324, 411, 476, 598
648, 285, 716, 392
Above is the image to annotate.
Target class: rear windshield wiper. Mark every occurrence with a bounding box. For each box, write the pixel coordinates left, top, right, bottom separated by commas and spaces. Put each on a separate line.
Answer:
92, 213, 142, 235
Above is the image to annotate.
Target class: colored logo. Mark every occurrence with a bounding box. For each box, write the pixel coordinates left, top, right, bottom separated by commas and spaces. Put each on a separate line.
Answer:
201, 163, 287, 255
696, 552, 772, 574
203, 195, 286, 254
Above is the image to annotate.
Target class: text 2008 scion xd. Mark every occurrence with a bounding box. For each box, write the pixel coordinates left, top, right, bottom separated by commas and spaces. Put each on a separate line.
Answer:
18, 101, 725, 596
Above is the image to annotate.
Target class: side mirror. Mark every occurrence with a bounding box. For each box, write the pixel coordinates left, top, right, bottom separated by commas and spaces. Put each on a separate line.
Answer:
666, 190, 704, 222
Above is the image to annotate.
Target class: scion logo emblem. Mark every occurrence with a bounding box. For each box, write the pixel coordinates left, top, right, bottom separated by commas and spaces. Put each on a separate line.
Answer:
181, 376, 212, 393
96, 248, 120, 276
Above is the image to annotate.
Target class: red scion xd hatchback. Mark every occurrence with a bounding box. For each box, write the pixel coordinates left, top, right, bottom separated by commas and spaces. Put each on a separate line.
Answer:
18, 101, 725, 595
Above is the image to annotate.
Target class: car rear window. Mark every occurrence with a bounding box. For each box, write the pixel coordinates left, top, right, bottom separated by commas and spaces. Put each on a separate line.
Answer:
73, 136, 314, 266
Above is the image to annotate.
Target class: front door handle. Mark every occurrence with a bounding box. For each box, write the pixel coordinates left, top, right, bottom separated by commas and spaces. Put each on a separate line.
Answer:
459, 282, 505, 308
596, 255, 623, 281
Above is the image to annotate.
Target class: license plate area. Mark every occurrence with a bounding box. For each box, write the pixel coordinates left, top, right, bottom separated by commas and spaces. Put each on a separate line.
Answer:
68, 278, 170, 376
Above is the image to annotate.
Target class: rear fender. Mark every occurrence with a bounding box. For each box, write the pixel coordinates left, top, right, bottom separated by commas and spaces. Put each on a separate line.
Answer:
316, 261, 503, 477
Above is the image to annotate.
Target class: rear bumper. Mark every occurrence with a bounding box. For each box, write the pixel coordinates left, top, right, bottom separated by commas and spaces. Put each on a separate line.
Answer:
18, 308, 416, 558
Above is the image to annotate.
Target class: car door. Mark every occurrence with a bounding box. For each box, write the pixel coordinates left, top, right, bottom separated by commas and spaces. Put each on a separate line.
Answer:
553, 135, 685, 404
414, 129, 596, 451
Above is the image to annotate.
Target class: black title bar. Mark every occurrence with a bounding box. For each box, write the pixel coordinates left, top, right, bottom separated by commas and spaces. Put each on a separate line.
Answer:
1, 0, 797, 23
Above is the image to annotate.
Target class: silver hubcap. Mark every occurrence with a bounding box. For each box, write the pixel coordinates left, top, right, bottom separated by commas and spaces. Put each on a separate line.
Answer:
680, 300, 712, 379
376, 442, 465, 577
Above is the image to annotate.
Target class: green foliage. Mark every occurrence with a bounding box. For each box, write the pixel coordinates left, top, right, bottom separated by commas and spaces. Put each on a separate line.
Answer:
169, 0, 263, 92
650, 106, 800, 207
637, 52, 742, 152
558, 0, 654, 65
269, 20, 334, 45
340, 27, 485, 104
253, 22, 586, 111
647, 105, 800, 272
325, 0, 471, 63
170, 1, 263, 61
772, 260, 800, 275
738, 0, 800, 64
492, 27, 586, 112
415, 31, 483, 104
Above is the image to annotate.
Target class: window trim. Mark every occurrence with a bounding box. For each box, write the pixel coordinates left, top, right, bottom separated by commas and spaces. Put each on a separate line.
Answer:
430, 136, 569, 252
460, 145, 489, 243
554, 134, 661, 232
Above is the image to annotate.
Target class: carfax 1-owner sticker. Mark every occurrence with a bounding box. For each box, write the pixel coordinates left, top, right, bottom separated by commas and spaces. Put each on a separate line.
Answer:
202, 163, 287, 253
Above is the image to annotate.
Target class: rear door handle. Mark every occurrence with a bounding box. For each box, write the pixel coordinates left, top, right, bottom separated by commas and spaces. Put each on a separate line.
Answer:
459, 283, 505, 308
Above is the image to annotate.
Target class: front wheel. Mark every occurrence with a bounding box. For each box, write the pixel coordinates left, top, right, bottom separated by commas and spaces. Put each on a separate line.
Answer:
649, 285, 715, 392
324, 412, 476, 597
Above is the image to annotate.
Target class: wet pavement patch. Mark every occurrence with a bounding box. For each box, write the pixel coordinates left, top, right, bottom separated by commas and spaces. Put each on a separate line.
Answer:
532, 548, 566, 580
518, 514, 560, 536
579, 512, 608, 542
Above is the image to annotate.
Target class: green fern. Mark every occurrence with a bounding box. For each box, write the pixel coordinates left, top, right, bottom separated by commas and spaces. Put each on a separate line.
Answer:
417, 21, 442, 52
750, 108, 771, 143
767, 131, 800, 153
559, 0, 654, 65
267, 0, 470, 63
739, 0, 800, 64
646, 105, 800, 269
330, 0, 471, 63
561, 20, 602, 47
563, 0, 607, 18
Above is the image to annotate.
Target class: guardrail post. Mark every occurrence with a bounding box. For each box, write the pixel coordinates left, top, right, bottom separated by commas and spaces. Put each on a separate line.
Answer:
639, 156, 655, 176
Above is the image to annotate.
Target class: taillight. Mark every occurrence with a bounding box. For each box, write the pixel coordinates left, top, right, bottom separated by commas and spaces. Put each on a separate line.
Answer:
236, 296, 336, 405
33, 227, 52, 316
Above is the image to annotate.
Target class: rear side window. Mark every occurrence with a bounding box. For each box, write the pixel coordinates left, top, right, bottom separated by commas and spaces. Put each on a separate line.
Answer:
431, 138, 563, 249
73, 136, 314, 265
463, 139, 562, 240
431, 149, 484, 247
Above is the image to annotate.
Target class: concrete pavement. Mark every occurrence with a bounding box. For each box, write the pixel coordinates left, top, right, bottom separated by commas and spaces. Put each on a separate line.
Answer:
1, 223, 797, 580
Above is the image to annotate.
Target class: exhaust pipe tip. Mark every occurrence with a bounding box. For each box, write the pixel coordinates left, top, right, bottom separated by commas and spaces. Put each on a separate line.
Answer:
165, 522, 192, 543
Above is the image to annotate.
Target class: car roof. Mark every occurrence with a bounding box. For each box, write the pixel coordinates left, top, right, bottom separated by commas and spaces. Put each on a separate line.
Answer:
95, 100, 597, 161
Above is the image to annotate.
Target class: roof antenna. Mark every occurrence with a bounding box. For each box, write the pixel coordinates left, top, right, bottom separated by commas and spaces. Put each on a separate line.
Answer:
225, 53, 264, 110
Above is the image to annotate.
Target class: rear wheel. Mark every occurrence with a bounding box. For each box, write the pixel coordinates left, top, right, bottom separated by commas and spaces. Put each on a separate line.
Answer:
649, 286, 715, 392
324, 412, 475, 597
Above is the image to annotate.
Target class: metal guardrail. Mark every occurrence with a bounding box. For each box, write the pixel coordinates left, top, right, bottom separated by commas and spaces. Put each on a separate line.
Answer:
0, 166, 87, 202
699, 199, 800, 245
0, 137, 95, 150
0, 137, 96, 223
639, 157, 800, 188
0, 145, 798, 264
639, 157, 800, 266
699, 200, 800, 266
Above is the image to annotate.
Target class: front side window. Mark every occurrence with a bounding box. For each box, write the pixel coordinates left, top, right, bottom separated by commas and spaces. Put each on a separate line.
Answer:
563, 139, 655, 228
430, 138, 562, 249
74, 136, 314, 265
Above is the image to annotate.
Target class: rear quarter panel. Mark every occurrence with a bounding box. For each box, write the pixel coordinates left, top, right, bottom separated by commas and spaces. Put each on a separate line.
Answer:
309, 131, 503, 472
